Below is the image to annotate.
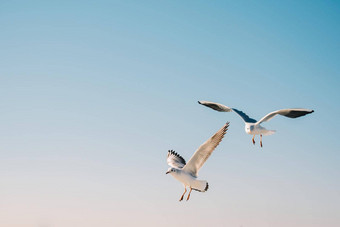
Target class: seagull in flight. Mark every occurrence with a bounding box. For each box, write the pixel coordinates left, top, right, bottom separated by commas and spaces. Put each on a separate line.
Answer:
198, 101, 314, 147
166, 122, 229, 201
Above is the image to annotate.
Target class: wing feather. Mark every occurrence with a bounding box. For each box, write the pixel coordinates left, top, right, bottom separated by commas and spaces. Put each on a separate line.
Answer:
198, 101, 232, 112
231, 108, 257, 123
167, 150, 186, 169
256, 108, 314, 125
182, 122, 229, 177
198, 101, 256, 123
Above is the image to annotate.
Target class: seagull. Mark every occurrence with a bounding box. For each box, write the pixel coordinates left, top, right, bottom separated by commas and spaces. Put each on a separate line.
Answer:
166, 122, 229, 201
198, 101, 314, 147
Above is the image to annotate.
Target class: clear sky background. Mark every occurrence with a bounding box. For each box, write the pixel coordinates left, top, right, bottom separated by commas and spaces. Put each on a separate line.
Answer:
0, 1, 339, 226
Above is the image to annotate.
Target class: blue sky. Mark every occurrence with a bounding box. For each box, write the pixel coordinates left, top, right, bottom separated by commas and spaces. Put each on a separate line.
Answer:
0, 1, 339, 226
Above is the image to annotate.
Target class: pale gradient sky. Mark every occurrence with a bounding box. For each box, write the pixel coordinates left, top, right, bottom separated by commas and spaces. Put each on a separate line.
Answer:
0, 1, 339, 227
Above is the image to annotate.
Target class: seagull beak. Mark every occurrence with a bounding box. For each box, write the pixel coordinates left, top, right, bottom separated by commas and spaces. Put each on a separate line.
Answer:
166, 171, 170, 174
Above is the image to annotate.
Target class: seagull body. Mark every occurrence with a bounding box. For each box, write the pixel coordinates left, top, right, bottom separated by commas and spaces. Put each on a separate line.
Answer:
244, 123, 276, 136
198, 101, 313, 147
167, 166, 208, 192
166, 122, 229, 201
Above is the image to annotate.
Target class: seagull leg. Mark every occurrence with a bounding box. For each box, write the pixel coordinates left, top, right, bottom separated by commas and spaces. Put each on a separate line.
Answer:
260, 134, 263, 148
186, 187, 192, 201
179, 187, 187, 201
252, 135, 255, 145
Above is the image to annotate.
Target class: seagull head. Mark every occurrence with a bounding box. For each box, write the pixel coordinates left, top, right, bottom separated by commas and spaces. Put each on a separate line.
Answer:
166, 167, 176, 175
245, 124, 255, 133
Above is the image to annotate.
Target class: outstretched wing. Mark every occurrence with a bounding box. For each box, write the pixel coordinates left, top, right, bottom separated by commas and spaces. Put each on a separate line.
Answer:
167, 150, 186, 169
256, 108, 314, 125
231, 108, 257, 123
182, 122, 229, 177
198, 101, 232, 112
198, 100, 257, 123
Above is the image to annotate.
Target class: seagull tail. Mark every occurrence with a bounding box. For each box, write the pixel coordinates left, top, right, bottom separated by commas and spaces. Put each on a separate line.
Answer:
263, 130, 276, 136
192, 180, 209, 192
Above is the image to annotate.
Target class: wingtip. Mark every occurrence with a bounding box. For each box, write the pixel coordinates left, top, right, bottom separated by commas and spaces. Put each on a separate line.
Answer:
221, 122, 230, 135
225, 121, 230, 128
198, 101, 202, 104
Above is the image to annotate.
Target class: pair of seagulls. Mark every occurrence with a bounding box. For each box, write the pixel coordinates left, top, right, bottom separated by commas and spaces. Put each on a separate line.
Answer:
166, 101, 314, 201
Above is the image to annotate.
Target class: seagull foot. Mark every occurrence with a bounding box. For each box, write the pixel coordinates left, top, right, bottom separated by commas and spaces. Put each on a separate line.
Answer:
179, 188, 187, 202
260, 141, 263, 147
252, 139, 255, 145
186, 188, 192, 201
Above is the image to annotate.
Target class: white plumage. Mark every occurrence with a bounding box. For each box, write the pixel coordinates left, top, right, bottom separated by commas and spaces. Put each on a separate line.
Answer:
198, 101, 314, 147
166, 122, 229, 201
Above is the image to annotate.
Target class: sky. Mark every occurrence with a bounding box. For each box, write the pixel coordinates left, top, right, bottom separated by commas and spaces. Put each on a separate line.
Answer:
0, 0, 339, 226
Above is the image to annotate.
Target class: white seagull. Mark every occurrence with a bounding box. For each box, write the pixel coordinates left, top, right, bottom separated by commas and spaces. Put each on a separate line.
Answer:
166, 122, 229, 201
198, 101, 314, 147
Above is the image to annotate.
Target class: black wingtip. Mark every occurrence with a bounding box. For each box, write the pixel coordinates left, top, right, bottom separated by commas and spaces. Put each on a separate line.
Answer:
198, 101, 201, 104
167, 150, 186, 165
224, 122, 230, 129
